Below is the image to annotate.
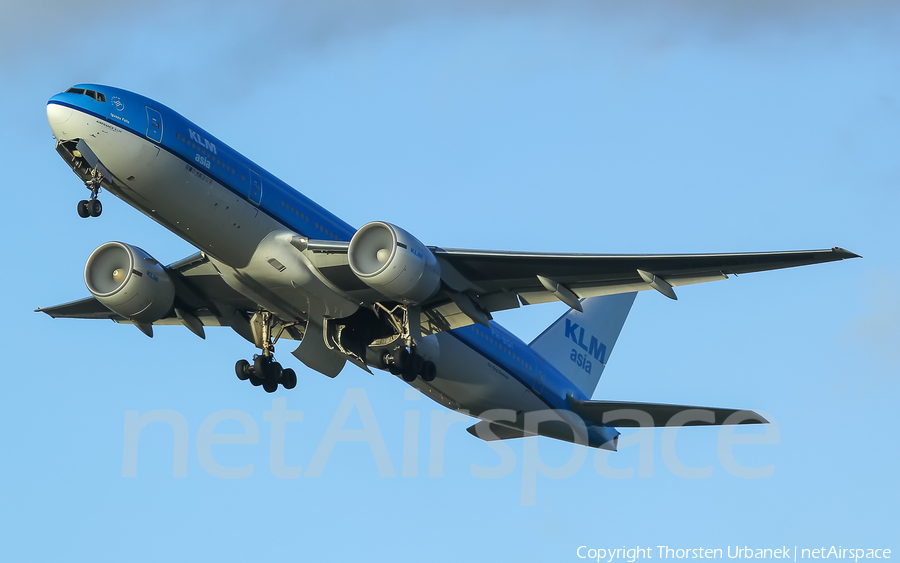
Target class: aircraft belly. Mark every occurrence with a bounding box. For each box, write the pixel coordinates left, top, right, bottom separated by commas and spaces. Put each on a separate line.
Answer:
417, 333, 548, 416
208, 231, 360, 324
129, 148, 277, 267
59, 109, 277, 268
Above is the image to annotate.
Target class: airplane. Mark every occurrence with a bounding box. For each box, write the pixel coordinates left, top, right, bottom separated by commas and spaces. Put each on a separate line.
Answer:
39, 84, 859, 450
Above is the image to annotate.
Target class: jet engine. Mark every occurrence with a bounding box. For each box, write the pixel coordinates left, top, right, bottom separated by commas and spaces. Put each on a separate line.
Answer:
84, 242, 175, 323
348, 221, 441, 304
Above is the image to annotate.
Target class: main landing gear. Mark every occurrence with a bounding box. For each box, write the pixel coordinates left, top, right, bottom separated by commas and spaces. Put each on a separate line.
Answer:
234, 310, 297, 393
383, 346, 437, 384
235, 356, 296, 393
77, 168, 104, 218
372, 303, 437, 384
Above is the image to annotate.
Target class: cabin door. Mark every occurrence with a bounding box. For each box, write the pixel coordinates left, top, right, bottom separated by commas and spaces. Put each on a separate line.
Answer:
145, 107, 163, 143
249, 169, 262, 206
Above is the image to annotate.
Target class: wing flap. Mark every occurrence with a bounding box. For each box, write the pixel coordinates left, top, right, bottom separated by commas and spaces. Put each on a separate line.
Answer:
518, 273, 730, 305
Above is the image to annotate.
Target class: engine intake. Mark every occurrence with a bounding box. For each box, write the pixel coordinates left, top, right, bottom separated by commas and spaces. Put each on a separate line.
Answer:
84, 242, 175, 323
348, 221, 441, 304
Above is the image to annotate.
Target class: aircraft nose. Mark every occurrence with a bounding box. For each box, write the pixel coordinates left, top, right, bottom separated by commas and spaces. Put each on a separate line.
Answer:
47, 103, 72, 125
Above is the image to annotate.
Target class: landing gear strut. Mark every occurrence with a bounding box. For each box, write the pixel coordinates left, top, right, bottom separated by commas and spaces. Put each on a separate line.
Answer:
234, 311, 297, 393
77, 168, 104, 218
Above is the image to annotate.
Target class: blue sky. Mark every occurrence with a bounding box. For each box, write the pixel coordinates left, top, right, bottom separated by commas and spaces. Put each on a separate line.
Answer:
1, 1, 898, 560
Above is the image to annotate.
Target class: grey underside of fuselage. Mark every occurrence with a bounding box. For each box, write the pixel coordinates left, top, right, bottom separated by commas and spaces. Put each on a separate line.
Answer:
413, 333, 549, 418
64, 112, 273, 268
59, 110, 547, 422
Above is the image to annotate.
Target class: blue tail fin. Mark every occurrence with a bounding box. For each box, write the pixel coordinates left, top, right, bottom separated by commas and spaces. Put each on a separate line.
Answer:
529, 293, 637, 398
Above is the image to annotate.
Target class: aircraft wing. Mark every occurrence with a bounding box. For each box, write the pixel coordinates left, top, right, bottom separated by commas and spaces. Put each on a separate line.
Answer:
40, 244, 859, 340
431, 246, 859, 305
36, 252, 260, 342
306, 244, 859, 335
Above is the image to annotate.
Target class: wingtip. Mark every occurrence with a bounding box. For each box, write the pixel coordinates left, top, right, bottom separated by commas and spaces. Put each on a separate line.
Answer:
833, 247, 862, 259
738, 410, 769, 425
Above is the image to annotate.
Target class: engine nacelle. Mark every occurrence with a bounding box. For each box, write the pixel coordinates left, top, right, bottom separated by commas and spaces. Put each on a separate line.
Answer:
348, 221, 441, 304
84, 242, 175, 323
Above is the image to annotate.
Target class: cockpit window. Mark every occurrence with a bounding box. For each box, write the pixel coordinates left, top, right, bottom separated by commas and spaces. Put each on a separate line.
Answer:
66, 87, 106, 103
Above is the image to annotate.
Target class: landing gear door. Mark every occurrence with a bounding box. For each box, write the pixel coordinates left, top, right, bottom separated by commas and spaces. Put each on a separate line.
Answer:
249, 169, 262, 206
145, 107, 163, 143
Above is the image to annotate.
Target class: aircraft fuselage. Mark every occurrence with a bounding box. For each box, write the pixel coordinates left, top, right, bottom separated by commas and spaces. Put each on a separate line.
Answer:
46, 84, 618, 450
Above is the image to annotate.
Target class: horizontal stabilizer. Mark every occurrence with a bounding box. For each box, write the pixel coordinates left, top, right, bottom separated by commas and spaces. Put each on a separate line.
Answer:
36, 296, 117, 319
567, 396, 767, 427
467, 421, 531, 441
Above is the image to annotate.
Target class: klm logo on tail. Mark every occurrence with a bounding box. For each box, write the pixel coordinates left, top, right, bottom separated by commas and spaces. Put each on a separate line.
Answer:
530, 292, 636, 396
565, 319, 607, 374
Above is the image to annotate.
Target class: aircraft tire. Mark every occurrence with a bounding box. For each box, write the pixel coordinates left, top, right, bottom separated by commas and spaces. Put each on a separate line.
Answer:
77, 200, 90, 218
250, 376, 263, 387
89, 199, 102, 217
401, 365, 417, 383
282, 368, 297, 390
270, 362, 283, 381
392, 347, 409, 369
235, 359, 251, 380
420, 361, 437, 382
254, 355, 268, 378
263, 380, 278, 393
409, 353, 424, 375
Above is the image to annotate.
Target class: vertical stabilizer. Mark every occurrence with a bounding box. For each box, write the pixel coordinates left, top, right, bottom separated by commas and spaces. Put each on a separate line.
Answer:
529, 292, 637, 398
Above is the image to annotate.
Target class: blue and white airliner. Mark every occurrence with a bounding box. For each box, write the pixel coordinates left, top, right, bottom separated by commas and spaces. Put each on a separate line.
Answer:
39, 84, 858, 450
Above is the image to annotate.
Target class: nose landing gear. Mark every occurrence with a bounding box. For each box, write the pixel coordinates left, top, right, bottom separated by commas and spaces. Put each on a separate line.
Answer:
77, 198, 102, 218
77, 168, 104, 218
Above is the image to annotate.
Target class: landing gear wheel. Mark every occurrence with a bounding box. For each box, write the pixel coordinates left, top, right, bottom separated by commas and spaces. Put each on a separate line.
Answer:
254, 355, 268, 379
281, 368, 297, 390
77, 200, 90, 218
269, 362, 283, 381
250, 376, 263, 387
88, 199, 102, 217
392, 347, 410, 369
235, 359, 251, 381
263, 380, 278, 393
409, 353, 424, 375
420, 361, 437, 382
401, 362, 418, 383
